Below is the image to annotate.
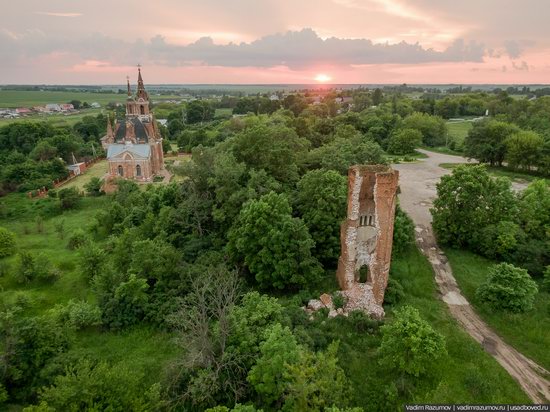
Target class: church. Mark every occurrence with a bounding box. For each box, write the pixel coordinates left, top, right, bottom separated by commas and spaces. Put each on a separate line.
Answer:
101, 67, 164, 182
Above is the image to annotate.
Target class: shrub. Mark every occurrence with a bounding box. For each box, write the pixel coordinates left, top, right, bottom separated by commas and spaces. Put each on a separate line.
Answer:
387, 128, 422, 155
392, 206, 415, 256
476, 263, 538, 313
57, 187, 81, 210
384, 277, 405, 305
0, 260, 10, 277
0, 227, 16, 258
67, 229, 89, 250
50, 300, 102, 330
83, 177, 104, 197
543, 266, 550, 292
14, 252, 59, 284
332, 293, 346, 310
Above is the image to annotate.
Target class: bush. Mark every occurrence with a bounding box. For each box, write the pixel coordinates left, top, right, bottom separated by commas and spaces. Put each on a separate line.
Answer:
543, 266, 550, 292
83, 177, 104, 197
332, 293, 346, 310
67, 229, 89, 250
57, 187, 81, 210
387, 129, 422, 155
0, 227, 16, 258
476, 263, 538, 313
384, 277, 405, 305
14, 252, 59, 284
392, 207, 415, 256
50, 300, 102, 330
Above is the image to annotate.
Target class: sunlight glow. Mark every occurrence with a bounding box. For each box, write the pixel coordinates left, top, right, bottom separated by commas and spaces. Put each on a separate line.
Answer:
314, 73, 332, 82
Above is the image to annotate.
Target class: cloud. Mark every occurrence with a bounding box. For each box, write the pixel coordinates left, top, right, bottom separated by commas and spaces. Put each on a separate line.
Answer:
35, 12, 83, 17
147, 28, 485, 69
0, 28, 486, 71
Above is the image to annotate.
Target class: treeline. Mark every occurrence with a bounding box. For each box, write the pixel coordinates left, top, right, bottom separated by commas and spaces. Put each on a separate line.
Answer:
0, 116, 107, 195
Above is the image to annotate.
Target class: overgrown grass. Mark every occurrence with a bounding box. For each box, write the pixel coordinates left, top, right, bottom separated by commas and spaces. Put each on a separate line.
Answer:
446, 120, 473, 148
387, 246, 529, 403
446, 249, 550, 371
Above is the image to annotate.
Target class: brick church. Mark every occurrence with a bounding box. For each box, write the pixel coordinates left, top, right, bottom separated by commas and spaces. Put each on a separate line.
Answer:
101, 67, 164, 182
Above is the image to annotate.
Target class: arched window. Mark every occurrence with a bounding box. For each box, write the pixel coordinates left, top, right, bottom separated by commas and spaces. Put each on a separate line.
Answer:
136, 164, 142, 177
140, 105, 145, 115
117, 165, 123, 176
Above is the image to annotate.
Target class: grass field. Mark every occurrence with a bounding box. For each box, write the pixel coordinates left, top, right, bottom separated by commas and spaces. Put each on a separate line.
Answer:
0, 194, 178, 411
59, 160, 108, 191
446, 249, 550, 371
446, 120, 473, 148
0, 90, 182, 108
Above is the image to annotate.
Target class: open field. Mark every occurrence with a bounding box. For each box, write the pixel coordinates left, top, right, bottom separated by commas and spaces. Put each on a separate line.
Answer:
446, 249, 550, 371
446, 120, 473, 148
0, 109, 103, 127
0, 90, 182, 108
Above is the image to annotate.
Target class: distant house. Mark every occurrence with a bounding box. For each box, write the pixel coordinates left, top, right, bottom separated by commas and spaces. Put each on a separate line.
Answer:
334, 96, 354, 104
33, 106, 47, 113
16, 108, 32, 115
311, 96, 322, 105
90, 102, 101, 108
269, 94, 280, 101
46, 103, 62, 112
60, 104, 74, 111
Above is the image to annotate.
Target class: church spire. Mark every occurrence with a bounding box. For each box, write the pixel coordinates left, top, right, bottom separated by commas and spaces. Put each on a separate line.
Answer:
126, 76, 131, 96
136, 64, 148, 100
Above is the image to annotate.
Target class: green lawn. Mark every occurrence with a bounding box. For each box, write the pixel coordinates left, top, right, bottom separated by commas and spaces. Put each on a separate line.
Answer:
61, 160, 108, 191
446, 120, 473, 145
445, 249, 550, 371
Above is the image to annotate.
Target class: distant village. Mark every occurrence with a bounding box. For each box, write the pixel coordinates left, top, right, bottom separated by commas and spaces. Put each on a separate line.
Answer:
0, 102, 102, 119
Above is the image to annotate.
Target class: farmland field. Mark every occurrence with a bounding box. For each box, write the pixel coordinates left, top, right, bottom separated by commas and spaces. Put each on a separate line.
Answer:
0, 90, 182, 108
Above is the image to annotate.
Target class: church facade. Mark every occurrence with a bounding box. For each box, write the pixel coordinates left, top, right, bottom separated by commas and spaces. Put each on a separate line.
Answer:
101, 68, 164, 182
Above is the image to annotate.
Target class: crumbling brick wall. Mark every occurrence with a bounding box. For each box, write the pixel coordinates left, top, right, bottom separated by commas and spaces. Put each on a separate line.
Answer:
336, 165, 399, 305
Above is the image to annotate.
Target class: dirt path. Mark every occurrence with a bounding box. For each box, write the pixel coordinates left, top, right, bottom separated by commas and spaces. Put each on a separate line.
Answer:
393, 150, 550, 404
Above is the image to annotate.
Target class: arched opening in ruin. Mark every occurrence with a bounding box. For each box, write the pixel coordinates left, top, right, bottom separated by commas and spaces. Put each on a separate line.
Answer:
140, 105, 145, 115
358, 265, 371, 284
117, 165, 123, 176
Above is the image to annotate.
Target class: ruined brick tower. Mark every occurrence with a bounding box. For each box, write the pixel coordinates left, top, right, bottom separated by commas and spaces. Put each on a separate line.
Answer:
336, 165, 399, 315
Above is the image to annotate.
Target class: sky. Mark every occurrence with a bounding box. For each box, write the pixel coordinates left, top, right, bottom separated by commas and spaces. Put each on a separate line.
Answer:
2, 0, 550, 84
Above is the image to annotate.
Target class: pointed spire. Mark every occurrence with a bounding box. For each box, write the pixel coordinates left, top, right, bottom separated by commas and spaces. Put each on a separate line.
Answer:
136, 64, 148, 100
126, 76, 131, 96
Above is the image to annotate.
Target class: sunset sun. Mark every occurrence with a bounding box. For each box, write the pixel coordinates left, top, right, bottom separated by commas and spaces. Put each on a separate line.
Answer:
314, 73, 332, 83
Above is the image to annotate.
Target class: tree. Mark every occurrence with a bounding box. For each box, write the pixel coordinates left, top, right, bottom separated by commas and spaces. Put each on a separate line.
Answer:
378, 306, 446, 379
0, 227, 16, 258
228, 292, 284, 369
232, 123, 309, 184
431, 165, 517, 248
30, 141, 57, 161
187, 100, 215, 124
33, 361, 160, 411
372, 89, 383, 106
247, 324, 302, 406
387, 129, 422, 155
295, 170, 347, 264
228, 192, 322, 290
83, 177, 104, 197
57, 188, 81, 210
79, 243, 105, 281
392, 206, 415, 256
476, 263, 538, 313
505, 130, 544, 171
402, 113, 446, 147
306, 136, 385, 175
518, 180, 550, 240
464, 120, 519, 166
